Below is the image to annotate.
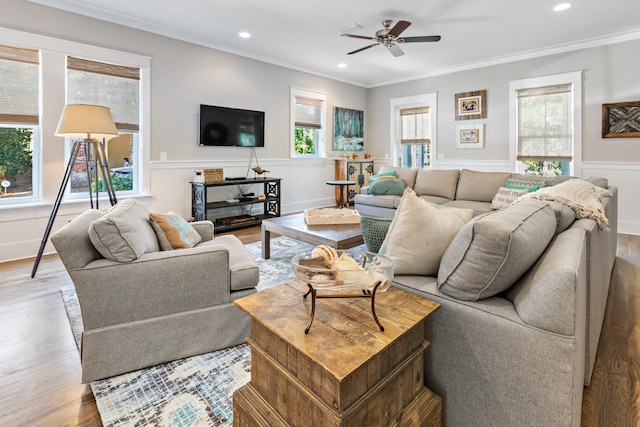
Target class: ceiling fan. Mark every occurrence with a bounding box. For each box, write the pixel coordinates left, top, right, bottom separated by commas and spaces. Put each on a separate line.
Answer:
341, 19, 441, 57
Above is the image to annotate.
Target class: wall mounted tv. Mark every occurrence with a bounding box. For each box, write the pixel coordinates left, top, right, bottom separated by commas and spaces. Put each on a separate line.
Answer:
199, 104, 265, 147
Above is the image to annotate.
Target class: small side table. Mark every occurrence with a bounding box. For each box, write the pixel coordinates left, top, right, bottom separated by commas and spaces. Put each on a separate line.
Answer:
326, 180, 356, 208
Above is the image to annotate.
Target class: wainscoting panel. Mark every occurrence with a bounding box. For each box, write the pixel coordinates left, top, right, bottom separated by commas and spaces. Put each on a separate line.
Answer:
581, 162, 640, 235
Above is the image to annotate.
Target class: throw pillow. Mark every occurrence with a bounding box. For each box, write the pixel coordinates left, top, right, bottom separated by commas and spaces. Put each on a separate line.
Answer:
149, 212, 202, 250
490, 186, 529, 209
437, 198, 557, 301
379, 188, 473, 276
369, 170, 397, 180
368, 178, 406, 196
505, 176, 554, 191
89, 198, 160, 262
505, 183, 540, 192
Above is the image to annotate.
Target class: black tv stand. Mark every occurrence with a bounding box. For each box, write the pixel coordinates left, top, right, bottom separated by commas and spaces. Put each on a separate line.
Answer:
225, 177, 246, 181
191, 177, 282, 232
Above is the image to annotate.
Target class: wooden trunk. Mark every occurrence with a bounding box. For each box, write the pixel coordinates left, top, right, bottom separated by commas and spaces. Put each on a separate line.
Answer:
233, 282, 441, 426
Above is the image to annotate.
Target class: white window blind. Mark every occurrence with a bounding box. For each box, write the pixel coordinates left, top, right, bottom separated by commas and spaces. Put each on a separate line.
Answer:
516, 84, 572, 161
294, 96, 323, 129
0, 44, 39, 124
400, 106, 430, 144
67, 57, 140, 131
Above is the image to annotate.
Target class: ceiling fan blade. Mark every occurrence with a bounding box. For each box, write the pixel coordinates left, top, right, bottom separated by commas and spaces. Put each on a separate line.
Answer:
387, 44, 404, 57
347, 43, 379, 55
401, 35, 442, 43
341, 33, 378, 41
388, 20, 411, 37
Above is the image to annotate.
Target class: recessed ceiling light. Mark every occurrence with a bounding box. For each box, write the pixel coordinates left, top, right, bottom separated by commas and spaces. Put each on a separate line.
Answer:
338, 63, 347, 68
553, 3, 572, 12
239, 32, 251, 38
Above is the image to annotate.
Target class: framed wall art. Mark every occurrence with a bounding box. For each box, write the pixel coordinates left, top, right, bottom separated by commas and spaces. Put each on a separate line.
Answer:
456, 124, 484, 149
602, 101, 640, 138
333, 107, 364, 151
455, 90, 487, 121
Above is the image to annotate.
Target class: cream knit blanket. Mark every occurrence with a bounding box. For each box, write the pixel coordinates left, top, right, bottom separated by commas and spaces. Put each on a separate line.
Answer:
525, 179, 611, 231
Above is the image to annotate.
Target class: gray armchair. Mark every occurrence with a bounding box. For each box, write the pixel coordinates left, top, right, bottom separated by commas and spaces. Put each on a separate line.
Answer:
51, 202, 259, 383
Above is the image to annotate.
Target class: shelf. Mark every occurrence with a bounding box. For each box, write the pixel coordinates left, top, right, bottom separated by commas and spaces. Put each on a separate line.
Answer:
213, 214, 278, 232
191, 178, 282, 229
205, 196, 277, 210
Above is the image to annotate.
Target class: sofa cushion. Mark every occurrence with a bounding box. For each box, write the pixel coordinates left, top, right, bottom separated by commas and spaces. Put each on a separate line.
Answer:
369, 170, 397, 180
506, 174, 555, 190
203, 235, 259, 291
379, 188, 473, 276
490, 186, 529, 209
89, 199, 160, 262
149, 212, 202, 250
354, 194, 402, 209
441, 200, 494, 217
368, 178, 406, 195
437, 198, 556, 301
455, 169, 512, 202
414, 169, 460, 200
378, 166, 419, 189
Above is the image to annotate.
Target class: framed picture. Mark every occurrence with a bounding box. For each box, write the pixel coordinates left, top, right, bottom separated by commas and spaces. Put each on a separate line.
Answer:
602, 101, 640, 138
456, 124, 484, 149
455, 90, 487, 120
333, 107, 364, 151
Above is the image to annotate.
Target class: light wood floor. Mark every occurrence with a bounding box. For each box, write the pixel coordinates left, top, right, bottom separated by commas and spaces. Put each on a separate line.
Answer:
0, 228, 638, 426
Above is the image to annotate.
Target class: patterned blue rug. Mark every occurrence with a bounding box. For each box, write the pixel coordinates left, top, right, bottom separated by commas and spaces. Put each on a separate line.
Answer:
61, 236, 339, 427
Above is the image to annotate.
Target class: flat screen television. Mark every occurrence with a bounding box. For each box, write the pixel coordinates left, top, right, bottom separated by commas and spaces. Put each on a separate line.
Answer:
199, 104, 265, 147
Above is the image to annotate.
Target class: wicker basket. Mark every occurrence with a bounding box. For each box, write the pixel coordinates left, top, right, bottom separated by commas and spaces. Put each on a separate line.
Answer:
360, 216, 393, 253
204, 168, 223, 182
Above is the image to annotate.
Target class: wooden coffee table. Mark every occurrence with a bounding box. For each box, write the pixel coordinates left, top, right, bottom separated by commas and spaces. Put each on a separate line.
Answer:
261, 212, 364, 259
233, 282, 442, 426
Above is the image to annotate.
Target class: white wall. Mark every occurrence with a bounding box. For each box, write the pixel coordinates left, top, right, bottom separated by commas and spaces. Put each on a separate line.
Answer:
366, 39, 640, 235
0, 0, 367, 263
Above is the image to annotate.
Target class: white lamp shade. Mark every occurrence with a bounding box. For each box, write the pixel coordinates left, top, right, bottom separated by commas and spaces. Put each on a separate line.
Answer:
55, 104, 118, 138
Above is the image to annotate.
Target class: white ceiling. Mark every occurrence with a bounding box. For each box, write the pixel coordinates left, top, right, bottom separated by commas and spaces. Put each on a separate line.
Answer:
28, 0, 640, 87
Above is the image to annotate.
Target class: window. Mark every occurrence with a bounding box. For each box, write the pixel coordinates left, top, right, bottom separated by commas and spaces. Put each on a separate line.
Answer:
400, 106, 431, 168
66, 57, 140, 195
0, 44, 39, 203
390, 93, 437, 169
510, 72, 582, 176
290, 87, 326, 158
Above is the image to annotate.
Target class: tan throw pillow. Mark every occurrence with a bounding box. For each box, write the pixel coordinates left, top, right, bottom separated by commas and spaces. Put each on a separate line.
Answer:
149, 212, 202, 250
379, 188, 473, 276
89, 198, 160, 262
437, 198, 556, 301
490, 186, 529, 209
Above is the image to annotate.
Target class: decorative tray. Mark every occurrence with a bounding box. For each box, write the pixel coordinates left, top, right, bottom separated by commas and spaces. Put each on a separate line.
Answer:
303, 208, 361, 225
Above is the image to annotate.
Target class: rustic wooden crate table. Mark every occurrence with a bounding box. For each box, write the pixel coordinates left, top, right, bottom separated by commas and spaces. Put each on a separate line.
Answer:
233, 281, 442, 426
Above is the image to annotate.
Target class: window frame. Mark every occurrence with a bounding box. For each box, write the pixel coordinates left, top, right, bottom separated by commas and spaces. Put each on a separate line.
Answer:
509, 71, 583, 176
64, 55, 141, 199
0, 26, 150, 210
290, 87, 326, 159
0, 44, 41, 205
389, 93, 437, 168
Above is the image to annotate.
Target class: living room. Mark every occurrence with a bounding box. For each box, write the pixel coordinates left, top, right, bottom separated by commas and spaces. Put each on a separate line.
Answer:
1, 0, 639, 425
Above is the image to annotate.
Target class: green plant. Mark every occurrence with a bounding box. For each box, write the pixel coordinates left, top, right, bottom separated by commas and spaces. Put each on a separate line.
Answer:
294, 128, 316, 155
0, 128, 33, 183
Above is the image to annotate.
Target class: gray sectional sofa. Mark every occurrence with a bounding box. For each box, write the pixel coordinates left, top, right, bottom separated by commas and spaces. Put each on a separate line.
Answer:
356, 166, 618, 426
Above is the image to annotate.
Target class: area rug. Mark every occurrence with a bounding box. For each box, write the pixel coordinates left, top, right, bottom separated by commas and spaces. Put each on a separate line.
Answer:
61, 236, 340, 427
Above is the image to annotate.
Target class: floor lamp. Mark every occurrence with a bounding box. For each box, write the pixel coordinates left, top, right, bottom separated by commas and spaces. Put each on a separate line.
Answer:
31, 104, 119, 278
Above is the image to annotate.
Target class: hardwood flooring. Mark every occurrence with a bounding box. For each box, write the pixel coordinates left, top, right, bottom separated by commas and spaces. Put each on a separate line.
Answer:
0, 227, 638, 426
